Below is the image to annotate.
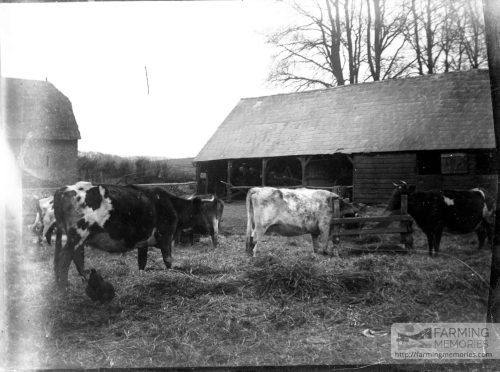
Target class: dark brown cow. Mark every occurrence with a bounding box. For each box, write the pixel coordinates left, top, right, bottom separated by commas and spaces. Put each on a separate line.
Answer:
387, 181, 495, 257
175, 195, 224, 248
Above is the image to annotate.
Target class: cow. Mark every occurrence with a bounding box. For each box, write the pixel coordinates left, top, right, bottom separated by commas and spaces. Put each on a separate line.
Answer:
245, 187, 357, 257
53, 181, 179, 288
174, 195, 224, 248
386, 181, 495, 257
29, 196, 57, 245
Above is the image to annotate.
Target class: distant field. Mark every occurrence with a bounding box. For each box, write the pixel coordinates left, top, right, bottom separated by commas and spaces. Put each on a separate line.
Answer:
3, 202, 494, 369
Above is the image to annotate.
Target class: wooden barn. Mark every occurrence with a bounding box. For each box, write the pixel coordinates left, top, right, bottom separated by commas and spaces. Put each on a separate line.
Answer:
194, 69, 496, 204
3, 77, 81, 188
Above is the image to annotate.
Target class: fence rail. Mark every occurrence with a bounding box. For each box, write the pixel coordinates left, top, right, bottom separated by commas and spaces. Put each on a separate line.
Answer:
330, 195, 413, 250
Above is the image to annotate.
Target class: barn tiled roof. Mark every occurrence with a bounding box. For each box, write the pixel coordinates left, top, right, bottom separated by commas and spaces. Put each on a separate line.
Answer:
195, 70, 495, 162
2, 77, 80, 140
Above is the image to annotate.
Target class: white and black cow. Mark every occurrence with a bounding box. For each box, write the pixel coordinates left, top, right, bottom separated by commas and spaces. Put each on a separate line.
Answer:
387, 181, 495, 257
245, 187, 356, 257
174, 195, 224, 248
29, 195, 57, 245
53, 182, 179, 288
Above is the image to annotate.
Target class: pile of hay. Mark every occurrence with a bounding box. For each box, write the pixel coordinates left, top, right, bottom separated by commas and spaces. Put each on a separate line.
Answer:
245, 255, 375, 301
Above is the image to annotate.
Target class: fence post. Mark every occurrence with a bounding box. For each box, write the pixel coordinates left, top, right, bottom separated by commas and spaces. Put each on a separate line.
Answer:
226, 160, 232, 203
331, 199, 341, 256
400, 194, 413, 250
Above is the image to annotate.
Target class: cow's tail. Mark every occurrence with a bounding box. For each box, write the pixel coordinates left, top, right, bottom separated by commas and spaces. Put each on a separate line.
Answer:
245, 189, 255, 254
217, 199, 224, 229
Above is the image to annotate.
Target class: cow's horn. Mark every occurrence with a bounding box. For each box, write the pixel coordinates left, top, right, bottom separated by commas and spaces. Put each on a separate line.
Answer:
201, 195, 215, 202
392, 182, 399, 187
400, 180, 407, 186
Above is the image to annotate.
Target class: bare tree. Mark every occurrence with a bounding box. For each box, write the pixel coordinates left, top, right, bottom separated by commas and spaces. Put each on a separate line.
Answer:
460, 0, 487, 69
343, 0, 365, 84
365, 0, 413, 81
268, 0, 486, 90
267, 0, 365, 89
404, 0, 486, 75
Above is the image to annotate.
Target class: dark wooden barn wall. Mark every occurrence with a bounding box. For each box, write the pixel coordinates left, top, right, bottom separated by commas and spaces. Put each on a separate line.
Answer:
353, 153, 417, 204
417, 174, 498, 196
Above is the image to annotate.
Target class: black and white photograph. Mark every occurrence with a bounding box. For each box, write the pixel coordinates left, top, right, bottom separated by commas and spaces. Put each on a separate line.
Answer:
1, 0, 500, 370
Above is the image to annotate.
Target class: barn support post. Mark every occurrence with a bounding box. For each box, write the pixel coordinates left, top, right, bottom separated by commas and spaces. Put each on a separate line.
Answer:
226, 159, 232, 202
204, 172, 209, 195
261, 158, 268, 186
298, 156, 312, 186
195, 163, 201, 194
400, 194, 413, 250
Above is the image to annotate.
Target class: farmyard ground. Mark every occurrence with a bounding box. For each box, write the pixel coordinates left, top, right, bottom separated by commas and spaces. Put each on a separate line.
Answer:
2, 201, 496, 369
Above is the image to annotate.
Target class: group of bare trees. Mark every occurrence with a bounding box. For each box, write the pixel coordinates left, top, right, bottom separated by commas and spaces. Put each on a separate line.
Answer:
268, 0, 487, 89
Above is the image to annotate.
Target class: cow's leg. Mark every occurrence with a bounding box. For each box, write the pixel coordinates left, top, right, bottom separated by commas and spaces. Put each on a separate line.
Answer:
73, 245, 86, 279
434, 230, 443, 256
38, 229, 44, 245
245, 223, 255, 256
210, 216, 218, 248
138, 245, 149, 270
190, 231, 194, 246
56, 228, 86, 289
250, 224, 266, 257
311, 233, 320, 253
425, 233, 435, 257
477, 224, 487, 250
44, 223, 56, 245
159, 234, 173, 269
245, 196, 256, 255
54, 225, 63, 279
318, 229, 333, 256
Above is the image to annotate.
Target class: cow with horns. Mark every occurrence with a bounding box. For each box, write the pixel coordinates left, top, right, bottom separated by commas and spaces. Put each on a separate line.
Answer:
386, 181, 495, 257
245, 187, 357, 257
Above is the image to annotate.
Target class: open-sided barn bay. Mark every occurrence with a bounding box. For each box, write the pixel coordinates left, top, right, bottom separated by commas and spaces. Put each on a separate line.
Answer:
4, 201, 492, 369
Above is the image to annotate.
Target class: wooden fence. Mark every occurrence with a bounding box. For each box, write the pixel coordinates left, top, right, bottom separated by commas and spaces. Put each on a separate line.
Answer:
331, 194, 413, 250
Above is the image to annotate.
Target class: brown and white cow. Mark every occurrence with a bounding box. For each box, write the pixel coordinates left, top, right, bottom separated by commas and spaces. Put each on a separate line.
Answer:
29, 196, 57, 245
245, 187, 356, 257
53, 182, 179, 288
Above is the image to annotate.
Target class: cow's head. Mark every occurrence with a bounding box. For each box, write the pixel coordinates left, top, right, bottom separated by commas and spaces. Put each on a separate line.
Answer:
386, 180, 416, 211
331, 197, 362, 229
330, 196, 357, 218
190, 195, 216, 232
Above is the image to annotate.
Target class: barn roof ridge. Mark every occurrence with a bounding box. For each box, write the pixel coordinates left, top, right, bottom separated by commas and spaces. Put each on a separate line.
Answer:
239, 69, 489, 102
195, 69, 495, 162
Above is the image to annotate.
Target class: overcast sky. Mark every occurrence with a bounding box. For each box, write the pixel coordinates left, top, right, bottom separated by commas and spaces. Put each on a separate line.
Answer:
0, 1, 301, 159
